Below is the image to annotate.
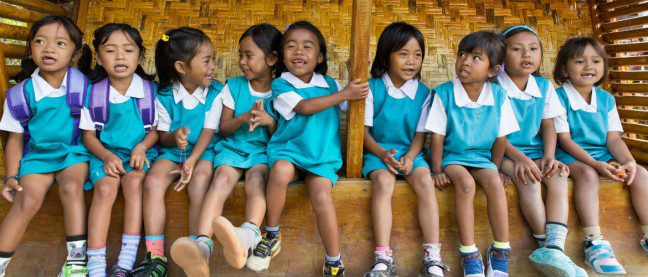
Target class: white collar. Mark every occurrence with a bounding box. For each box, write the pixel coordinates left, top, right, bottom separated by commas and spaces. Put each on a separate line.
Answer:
31, 68, 68, 102
382, 73, 418, 100
111, 74, 144, 99
497, 70, 541, 99
172, 82, 207, 104
563, 81, 597, 111
280, 72, 329, 89
453, 78, 494, 107
247, 81, 272, 98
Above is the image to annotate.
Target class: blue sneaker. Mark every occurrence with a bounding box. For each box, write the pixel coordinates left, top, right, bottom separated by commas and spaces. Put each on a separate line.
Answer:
641, 238, 648, 256
529, 247, 575, 276
460, 250, 484, 277
584, 239, 625, 275
486, 245, 510, 277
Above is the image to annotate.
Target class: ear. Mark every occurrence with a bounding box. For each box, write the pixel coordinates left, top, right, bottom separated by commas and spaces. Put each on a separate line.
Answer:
72, 48, 83, 63
266, 51, 278, 67
561, 67, 569, 78
94, 51, 103, 66
317, 52, 324, 64
174, 61, 187, 76
488, 64, 501, 78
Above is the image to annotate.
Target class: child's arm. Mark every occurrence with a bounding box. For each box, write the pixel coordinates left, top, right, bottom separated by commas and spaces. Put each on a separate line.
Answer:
503, 141, 541, 184
250, 99, 276, 134
364, 126, 402, 174
540, 118, 568, 177
430, 133, 450, 188
172, 128, 216, 190
399, 132, 426, 174
2, 132, 24, 202
82, 130, 125, 177
292, 79, 368, 115
130, 128, 159, 171
491, 137, 508, 171
219, 106, 251, 136
557, 132, 624, 182
606, 131, 638, 184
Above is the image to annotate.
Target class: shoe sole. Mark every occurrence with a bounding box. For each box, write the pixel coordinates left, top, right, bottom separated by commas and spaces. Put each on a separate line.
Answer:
246, 245, 282, 272
170, 237, 210, 277
529, 257, 571, 277
583, 260, 626, 275
212, 216, 247, 269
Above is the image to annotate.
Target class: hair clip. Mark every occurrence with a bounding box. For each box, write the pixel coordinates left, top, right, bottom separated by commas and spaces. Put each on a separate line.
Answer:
285, 24, 291, 32
162, 34, 170, 42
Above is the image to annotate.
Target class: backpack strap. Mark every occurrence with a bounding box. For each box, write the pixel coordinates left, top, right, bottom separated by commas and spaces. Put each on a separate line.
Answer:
6, 79, 31, 153
88, 78, 110, 131
65, 67, 88, 145
137, 79, 155, 133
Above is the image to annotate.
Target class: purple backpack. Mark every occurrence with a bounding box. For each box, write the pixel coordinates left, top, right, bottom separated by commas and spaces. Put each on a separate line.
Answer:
88, 77, 156, 133
6, 67, 88, 152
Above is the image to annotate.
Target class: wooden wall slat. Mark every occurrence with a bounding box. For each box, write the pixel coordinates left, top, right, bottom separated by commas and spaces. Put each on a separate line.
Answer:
615, 95, 648, 106
600, 15, 648, 32
602, 28, 648, 42
2, 44, 25, 60
598, 2, 648, 21
609, 70, 648, 80
606, 42, 648, 53
618, 108, 648, 120
0, 2, 48, 23
611, 83, 648, 93
622, 123, 648, 136
0, 23, 30, 40
609, 56, 648, 66
1, 0, 68, 16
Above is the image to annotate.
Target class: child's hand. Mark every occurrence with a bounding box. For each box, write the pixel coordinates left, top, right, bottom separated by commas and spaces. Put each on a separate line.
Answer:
237, 111, 252, 126
1, 178, 22, 203
102, 152, 125, 177
621, 161, 637, 185
593, 161, 624, 182
499, 173, 512, 187
130, 145, 151, 172
174, 127, 190, 150
432, 172, 451, 190
250, 100, 275, 132
398, 155, 414, 175
539, 156, 562, 177
170, 157, 196, 191
380, 149, 402, 174
340, 79, 369, 101
513, 157, 543, 184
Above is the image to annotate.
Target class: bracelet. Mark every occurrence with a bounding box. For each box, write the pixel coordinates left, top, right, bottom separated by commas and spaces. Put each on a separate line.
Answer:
2, 175, 18, 183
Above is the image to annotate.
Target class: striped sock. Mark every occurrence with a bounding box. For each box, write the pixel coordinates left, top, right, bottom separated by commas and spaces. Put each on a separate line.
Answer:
117, 233, 140, 270
545, 222, 568, 251
145, 235, 164, 257
189, 235, 198, 240
87, 247, 106, 277
196, 235, 214, 259
0, 251, 14, 276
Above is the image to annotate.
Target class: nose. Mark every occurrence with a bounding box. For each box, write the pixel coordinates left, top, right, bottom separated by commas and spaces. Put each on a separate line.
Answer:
522, 49, 530, 58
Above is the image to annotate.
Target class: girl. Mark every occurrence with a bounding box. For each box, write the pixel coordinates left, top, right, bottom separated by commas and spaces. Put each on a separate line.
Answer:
0, 15, 92, 277
132, 27, 222, 277
498, 25, 585, 276
244, 21, 368, 277
425, 31, 518, 277
362, 22, 446, 277
80, 23, 159, 277
553, 37, 648, 275
169, 24, 280, 276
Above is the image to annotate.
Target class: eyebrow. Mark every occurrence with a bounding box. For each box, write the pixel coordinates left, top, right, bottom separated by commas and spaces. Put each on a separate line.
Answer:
102, 42, 135, 47
472, 51, 482, 55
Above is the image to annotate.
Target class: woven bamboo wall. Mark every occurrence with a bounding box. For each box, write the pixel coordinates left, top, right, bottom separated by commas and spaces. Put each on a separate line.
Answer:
82, 0, 594, 87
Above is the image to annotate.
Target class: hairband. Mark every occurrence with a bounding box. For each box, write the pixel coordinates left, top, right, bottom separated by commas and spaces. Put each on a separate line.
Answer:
502, 25, 539, 38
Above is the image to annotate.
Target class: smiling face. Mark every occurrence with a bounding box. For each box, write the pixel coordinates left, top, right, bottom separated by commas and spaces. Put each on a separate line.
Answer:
455, 47, 498, 85
564, 44, 605, 90
239, 36, 275, 82
387, 37, 423, 87
504, 31, 542, 77
282, 28, 323, 83
181, 41, 216, 89
30, 22, 78, 76
95, 30, 141, 81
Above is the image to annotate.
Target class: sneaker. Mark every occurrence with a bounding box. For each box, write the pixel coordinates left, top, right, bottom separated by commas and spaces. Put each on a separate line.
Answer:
419, 259, 450, 277
323, 259, 345, 277
107, 264, 129, 277
170, 237, 209, 277
364, 258, 396, 277
641, 238, 648, 256
246, 231, 281, 272
212, 216, 249, 269
529, 247, 575, 276
568, 260, 588, 277
486, 245, 510, 277
131, 252, 168, 277
460, 250, 485, 277
58, 261, 88, 277
584, 239, 626, 275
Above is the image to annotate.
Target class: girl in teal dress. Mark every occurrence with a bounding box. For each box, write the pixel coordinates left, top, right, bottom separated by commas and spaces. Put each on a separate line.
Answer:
0, 16, 92, 277
362, 22, 446, 277
172, 24, 281, 274
133, 27, 222, 277
80, 23, 159, 276
245, 21, 368, 277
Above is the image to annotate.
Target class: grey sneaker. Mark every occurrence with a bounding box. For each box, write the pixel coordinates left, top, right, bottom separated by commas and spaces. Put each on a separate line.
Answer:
364, 258, 397, 277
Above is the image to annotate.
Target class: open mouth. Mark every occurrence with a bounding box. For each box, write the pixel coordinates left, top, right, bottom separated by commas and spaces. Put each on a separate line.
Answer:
42, 56, 57, 65
581, 73, 596, 78
403, 68, 417, 75
521, 61, 534, 68
114, 65, 128, 73
291, 58, 307, 67
459, 69, 470, 77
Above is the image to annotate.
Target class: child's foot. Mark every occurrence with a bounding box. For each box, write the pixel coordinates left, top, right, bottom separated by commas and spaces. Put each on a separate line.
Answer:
529, 247, 575, 276
107, 264, 129, 277
460, 250, 485, 277
486, 245, 510, 277
419, 260, 449, 277
170, 237, 209, 277
323, 259, 345, 277
363, 257, 396, 277
58, 261, 88, 277
246, 231, 281, 272
211, 216, 249, 269
641, 238, 648, 255
584, 239, 626, 275
130, 252, 168, 277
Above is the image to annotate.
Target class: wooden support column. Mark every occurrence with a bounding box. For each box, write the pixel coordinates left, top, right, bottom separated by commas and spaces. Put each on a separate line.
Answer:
345, 0, 371, 178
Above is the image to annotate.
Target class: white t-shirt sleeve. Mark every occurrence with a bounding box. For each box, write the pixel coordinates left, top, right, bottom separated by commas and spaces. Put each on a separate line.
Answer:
498, 97, 520, 137
155, 98, 171, 132
203, 94, 223, 130
336, 81, 349, 112
273, 91, 303, 121
542, 84, 566, 119
554, 114, 570, 133
364, 90, 374, 127
0, 100, 24, 133
79, 107, 96, 131
220, 84, 235, 110
607, 106, 623, 132
424, 94, 447, 136
417, 93, 432, 132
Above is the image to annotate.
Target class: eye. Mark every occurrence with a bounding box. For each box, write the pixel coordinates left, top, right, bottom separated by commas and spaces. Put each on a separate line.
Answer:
513, 47, 521, 51
304, 45, 312, 50
415, 52, 422, 57
34, 39, 44, 44
57, 41, 67, 47
531, 47, 538, 51
459, 52, 466, 58
106, 49, 115, 53
287, 44, 295, 49
593, 59, 601, 64
575, 60, 584, 64
473, 55, 481, 61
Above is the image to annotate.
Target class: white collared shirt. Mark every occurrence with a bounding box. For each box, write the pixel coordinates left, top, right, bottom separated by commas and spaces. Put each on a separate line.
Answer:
273, 72, 346, 120
0, 68, 70, 133
364, 73, 428, 132
497, 70, 565, 119
79, 74, 158, 130
554, 81, 623, 133
157, 82, 223, 132
222, 81, 272, 110
424, 78, 520, 137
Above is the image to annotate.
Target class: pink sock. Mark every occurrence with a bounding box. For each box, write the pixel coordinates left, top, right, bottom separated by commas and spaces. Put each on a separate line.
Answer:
145, 235, 165, 257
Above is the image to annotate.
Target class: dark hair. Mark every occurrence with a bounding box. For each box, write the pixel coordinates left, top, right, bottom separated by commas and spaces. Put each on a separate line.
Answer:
370, 22, 425, 79
90, 23, 155, 83
553, 37, 608, 86
276, 21, 327, 78
155, 27, 212, 87
239, 23, 283, 74
15, 15, 92, 82
457, 30, 505, 82
502, 26, 543, 76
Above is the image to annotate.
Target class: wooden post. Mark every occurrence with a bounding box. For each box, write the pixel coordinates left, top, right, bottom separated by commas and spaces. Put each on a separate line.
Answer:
345, 0, 371, 178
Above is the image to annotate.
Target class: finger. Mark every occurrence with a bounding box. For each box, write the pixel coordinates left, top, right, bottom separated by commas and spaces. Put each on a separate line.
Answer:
116, 162, 126, 175
106, 167, 118, 178
547, 162, 559, 177
531, 166, 543, 183
515, 167, 525, 184
144, 158, 150, 170
173, 181, 185, 191
603, 169, 624, 182
1, 189, 12, 203
386, 164, 399, 175
562, 165, 570, 176
129, 157, 135, 169
625, 167, 636, 185
169, 169, 181, 175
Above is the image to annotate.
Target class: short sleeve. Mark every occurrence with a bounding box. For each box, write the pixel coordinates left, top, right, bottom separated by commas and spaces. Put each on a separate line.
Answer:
0, 100, 24, 133
498, 97, 520, 137
554, 114, 570, 133
273, 91, 303, 121
79, 107, 96, 131
607, 106, 623, 132
424, 93, 447, 135
364, 90, 374, 127
203, 94, 223, 130
335, 80, 349, 112
542, 84, 566, 119
416, 93, 432, 132
156, 98, 172, 132
220, 84, 235, 110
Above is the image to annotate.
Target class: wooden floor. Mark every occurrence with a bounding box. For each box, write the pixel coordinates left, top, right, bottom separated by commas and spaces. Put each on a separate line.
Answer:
0, 178, 646, 276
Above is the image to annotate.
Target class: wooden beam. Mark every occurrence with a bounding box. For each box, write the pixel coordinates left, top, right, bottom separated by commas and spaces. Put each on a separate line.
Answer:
600, 15, 648, 32
0, 23, 29, 40
609, 70, 648, 81
1, 0, 68, 16
618, 108, 648, 120
0, 2, 48, 23
598, 2, 648, 21
611, 83, 648, 93
345, 0, 371, 178
615, 95, 648, 106
602, 28, 647, 42
621, 123, 648, 136
609, 56, 648, 66
72, 0, 90, 30
586, 0, 604, 41
2, 43, 25, 59
606, 42, 648, 53
598, 0, 645, 12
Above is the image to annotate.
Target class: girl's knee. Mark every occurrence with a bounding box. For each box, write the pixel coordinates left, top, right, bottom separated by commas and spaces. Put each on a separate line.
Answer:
16, 193, 45, 216
122, 180, 143, 197
93, 182, 119, 201
58, 182, 84, 200
143, 175, 167, 195
571, 164, 598, 182
453, 175, 476, 194
310, 188, 333, 208
372, 171, 395, 195
246, 168, 266, 182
